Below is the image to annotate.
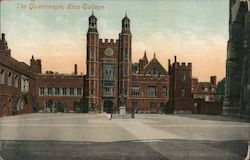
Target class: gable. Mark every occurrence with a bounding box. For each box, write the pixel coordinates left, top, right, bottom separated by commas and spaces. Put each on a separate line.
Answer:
143, 58, 167, 75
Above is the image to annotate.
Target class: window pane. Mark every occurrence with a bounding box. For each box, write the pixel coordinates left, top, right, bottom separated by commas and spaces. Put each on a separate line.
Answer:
148, 86, 156, 97
132, 86, 140, 96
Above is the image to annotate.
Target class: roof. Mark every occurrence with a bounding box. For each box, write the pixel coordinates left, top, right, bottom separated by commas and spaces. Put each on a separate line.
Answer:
193, 82, 216, 94
143, 54, 167, 75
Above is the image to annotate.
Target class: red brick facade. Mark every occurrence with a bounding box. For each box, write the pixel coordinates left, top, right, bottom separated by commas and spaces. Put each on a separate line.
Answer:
35, 73, 84, 112
1, 14, 219, 116
0, 34, 35, 117
168, 56, 193, 113
83, 14, 172, 113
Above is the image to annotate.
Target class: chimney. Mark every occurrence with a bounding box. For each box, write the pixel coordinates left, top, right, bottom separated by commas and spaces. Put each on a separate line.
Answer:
168, 59, 171, 66
210, 76, 217, 86
174, 56, 177, 62
1, 33, 5, 41
74, 64, 78, 75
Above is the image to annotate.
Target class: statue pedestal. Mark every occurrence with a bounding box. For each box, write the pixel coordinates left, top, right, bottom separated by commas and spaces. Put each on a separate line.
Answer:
119, 106, 126, 116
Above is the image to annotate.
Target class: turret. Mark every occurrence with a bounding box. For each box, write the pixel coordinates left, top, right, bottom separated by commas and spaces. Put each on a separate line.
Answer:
30, 55, 42, 74
86, 12, 100, 111
121, 12, 131, 34
0, 33, 11, 56
118, 12, 132, 97
88, 12, 98, 33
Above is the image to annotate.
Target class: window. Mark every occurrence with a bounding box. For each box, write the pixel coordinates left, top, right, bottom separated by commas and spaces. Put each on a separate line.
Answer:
40, 87, 45, 96
62, 88, 67, 96
181, 88, 186, 97
205, 96, 210, 101
77, 88, 82, 96
55, 88, 60, 96
124, 51, 128, 60
103, 63, 115, 80
7, 72, 12, 86
132, 86, 140, 96
21, 76, 29, 93
124, 69, 128, 76
103, 82, 114, 96
14, 75, 18, 88
132, 64, 139, 74
148, 86, 156, 97
148, 68, 160, 76
0, 69, 5, 84
162, 87, 167, 96
150, 102, 157, 108
89, 48, 94, 61
91, 89, 94, 95
203, 86, 208, 92
70, 88, 75, 96
90, 68, 94, 76
48, 88, 53, 96
182, 73, 186, 81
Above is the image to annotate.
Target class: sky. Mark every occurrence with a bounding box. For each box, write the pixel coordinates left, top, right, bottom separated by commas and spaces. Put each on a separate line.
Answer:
0, 0, 229, 81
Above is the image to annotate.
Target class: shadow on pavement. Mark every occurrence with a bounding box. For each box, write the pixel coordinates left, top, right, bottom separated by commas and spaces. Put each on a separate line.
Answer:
173, 114, 250, 123
0, 139, 248, 160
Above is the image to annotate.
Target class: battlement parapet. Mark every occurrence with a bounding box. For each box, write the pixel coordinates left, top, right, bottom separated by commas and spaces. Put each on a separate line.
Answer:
171, 62, 192, 69
99, 38, 119, 45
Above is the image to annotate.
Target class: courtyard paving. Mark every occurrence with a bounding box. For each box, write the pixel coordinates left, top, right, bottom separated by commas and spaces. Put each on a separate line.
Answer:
0, 113, 249, 159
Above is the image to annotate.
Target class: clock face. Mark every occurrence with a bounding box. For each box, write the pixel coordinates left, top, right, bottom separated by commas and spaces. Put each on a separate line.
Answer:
105, 48, 114, 56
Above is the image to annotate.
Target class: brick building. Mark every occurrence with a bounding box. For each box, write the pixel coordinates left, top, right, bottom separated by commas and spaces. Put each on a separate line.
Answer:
83, 13, 193, 113
1, 13, 205, 116
84, 13, 132, 112
192, 76, 217, 102
168, 56, 193, 113
129, 52, 169, 113
0, 34, 36, 116
0, 33, 84, 116
35, 70, 84, 113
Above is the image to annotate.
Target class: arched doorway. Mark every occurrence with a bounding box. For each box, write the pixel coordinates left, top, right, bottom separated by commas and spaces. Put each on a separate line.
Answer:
103, 100, 113, 113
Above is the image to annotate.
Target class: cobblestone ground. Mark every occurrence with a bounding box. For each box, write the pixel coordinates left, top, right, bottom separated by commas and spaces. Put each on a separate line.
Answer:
0, 113, 249, 160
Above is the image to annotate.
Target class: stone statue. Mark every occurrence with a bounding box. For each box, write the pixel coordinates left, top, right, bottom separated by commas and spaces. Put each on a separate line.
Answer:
119, 94, 126, 117
119, 94, 125, 106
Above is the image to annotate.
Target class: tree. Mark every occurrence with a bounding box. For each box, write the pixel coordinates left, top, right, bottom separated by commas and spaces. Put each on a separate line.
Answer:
74, 98, 88, 113
31, 96, 40, 113
216, 78, 225, 102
